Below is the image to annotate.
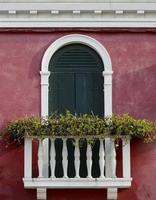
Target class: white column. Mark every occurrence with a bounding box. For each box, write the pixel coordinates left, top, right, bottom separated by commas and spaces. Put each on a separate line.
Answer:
99, 139, 105, 178
40, 71, 50, 117
111, 140, 116, 178
122, 138, 131, 178
38, 139, 44, 178
87, 141, 92, 178
103, 71, 114, 178
24, 137, 32, 179
42, 139, 49, 178
50, 138, 56, 178
40, 71, 50, 178
74, 138, 80, 178
102, 71, 113, 117
62, 138, 68, 178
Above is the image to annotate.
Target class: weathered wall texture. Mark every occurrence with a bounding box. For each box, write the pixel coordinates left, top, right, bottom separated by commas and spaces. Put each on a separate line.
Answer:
0, 31, 156, 200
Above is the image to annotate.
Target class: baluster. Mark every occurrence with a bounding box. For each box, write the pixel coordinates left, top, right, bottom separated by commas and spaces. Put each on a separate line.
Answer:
111, 140, 116, 178
62, 138, 68, 178
38, 139, 44, 178
99, 139, 105, 178
87, 140, 92, 178
74, 138, 80, 178
50, 138, 56, 178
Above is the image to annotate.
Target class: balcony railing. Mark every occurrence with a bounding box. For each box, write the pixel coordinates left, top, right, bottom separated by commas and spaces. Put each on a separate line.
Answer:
23, 136, 132, 200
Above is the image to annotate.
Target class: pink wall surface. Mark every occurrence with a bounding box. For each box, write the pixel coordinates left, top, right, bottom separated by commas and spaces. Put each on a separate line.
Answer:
0, 30, 156, 200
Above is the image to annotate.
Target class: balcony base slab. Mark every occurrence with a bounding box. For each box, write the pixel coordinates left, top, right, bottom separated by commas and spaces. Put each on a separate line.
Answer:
23, 177, 132, 189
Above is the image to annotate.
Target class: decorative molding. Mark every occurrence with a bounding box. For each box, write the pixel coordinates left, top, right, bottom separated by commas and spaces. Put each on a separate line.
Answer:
137, 10, 145, 14
41, 34, 112, 72
29, 10, 38, 15
51, 10, 59, 15
73, 10, 81, 15
94, 10, 102, 15
115, 10, 124, 14
0, 3, 156, 27
8, 10, 16, 14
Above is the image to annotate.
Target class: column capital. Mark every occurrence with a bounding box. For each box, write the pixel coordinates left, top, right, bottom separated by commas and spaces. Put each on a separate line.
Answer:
40, 70, 50, 76
102, 71, 113, 76
40, 71, 50, 85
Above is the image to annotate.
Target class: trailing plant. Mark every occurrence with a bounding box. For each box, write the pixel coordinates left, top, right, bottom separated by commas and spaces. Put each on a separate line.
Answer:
109, 114, 156, 143
4, 111, 156, 144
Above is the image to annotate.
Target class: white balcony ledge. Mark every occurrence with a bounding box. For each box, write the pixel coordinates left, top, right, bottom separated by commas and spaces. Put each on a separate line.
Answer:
23, 177, 132, 189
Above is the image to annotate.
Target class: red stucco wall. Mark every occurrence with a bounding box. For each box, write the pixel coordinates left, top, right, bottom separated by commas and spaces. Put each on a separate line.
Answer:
0, 30, 156, 200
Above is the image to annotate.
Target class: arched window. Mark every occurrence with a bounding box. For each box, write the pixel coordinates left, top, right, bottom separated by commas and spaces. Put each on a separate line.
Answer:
41, 34, 113, 118
48, 43, 104, 116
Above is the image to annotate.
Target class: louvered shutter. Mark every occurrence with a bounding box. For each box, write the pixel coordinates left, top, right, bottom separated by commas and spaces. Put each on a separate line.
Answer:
49, 44, 104, 116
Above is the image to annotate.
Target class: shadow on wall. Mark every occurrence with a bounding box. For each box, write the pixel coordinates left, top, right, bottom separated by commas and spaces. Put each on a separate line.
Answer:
48, 188, 107, 200
113, 64, 156, 121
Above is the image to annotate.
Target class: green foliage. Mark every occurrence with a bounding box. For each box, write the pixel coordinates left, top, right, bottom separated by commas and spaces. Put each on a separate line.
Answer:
5, 111, 156, 143
110, 113, 156, 143
7, 116, 42, 142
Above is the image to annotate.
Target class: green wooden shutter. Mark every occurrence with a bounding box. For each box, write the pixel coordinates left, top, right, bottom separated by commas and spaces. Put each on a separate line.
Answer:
49, 73, 75, 115
49, 44, 104, 116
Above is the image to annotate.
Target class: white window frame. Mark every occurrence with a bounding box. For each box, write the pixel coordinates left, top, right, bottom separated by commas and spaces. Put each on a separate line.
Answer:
40, 34, 113, 119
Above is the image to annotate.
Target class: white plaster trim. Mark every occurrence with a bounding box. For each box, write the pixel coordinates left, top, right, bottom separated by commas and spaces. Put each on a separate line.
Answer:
0, 3, 156, 28
1, 21, 156, 28
41, 34, 112, 72
1, 19, 156, 29
0, 2, 155, 11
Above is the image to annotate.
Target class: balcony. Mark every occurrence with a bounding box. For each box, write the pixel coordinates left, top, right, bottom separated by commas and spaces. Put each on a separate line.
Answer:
23, 136, 132, 200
